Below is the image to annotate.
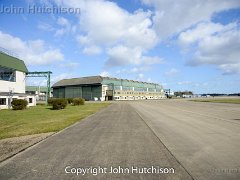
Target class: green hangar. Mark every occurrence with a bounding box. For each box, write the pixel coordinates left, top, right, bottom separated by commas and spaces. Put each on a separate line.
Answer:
52, 76, 165, 101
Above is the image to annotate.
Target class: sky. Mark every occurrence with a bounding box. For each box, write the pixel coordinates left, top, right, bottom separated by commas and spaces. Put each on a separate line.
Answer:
0, 0, 240, 94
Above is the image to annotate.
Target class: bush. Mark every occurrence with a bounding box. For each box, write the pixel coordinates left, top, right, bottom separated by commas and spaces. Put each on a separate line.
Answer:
52, 98, 68, 110
67, 98, 74, 104
72, 98, 85, 106
11, 99, 28, 110
47, 98, 56, 106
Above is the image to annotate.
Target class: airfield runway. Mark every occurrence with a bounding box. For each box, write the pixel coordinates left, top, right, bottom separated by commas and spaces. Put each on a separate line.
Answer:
0, 99, 239, 180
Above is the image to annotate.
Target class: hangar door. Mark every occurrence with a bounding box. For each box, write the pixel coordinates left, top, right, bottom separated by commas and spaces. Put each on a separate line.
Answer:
82, 86, 92, 100
82, 86, 102, 101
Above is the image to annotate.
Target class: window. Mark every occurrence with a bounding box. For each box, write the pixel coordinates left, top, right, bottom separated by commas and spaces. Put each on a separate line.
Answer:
29, 98, 33, 103
0, 66, 16, 82
0, 98, 6, 105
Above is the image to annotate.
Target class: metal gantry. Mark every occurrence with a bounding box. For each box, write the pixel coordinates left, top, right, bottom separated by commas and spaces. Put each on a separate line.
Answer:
26, 71, 52, 103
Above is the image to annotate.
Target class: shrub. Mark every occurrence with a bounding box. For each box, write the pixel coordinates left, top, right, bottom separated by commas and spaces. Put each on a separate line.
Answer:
73, 98, 85, 106
67, 98, 74, 104
47, 98, 56, 106
11, 99, 28, 110
52, 98, 68, 110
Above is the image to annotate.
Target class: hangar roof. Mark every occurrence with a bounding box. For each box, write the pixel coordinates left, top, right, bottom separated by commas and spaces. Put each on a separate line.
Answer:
52, 76, 103, 87
52, 76, 162, 88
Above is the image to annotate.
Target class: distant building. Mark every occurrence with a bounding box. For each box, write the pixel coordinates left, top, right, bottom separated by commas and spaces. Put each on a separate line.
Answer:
174, 91, 193, 98
0, 51, 36, 109
26, 86, 53, 101
52, 76, 165, 101
164, 89, 174, 97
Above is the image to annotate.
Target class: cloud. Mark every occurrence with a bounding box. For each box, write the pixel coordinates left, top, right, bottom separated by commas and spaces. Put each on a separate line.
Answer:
0, 31, 64, 65
165, 68, 179, 76
76, 0, 158, 49
105, 45, 162, 67
105, 45, 142, 67
129, 66, 151, 73
179, 22, 240, 74
138, 73, 144, 79
51, 73, 74, 84
83, 46, 102, 55
177, 81, 192, 85
141, 0, 240, 39
219, 64, 240, 75
179, 22, 236, 45
99, 71, 110, 77
141, 56, 164, 65
59, 62, 79, 70
53, 0, 160, 67
57, 17, 69, 26
54, 17, 76, 36
38, 22, 55, 31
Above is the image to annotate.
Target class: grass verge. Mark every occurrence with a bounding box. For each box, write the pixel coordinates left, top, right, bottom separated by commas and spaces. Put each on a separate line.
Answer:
190, 99, 240, 104
0, 103, 110, 140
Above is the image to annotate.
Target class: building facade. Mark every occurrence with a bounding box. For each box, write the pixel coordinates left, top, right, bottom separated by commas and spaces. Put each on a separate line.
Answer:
26, 86, 53, 101
0, 51, 36, 109
52, 76, 165, 101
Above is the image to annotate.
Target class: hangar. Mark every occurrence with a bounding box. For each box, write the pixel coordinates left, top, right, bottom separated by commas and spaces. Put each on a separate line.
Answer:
52, 76, 165, 101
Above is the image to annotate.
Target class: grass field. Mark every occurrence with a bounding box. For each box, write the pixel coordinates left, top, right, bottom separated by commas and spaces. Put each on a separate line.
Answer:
190, 98, 240, 104
0, 103, 110, 140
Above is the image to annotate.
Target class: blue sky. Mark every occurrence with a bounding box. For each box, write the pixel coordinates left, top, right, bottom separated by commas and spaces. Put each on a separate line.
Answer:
0, 0, 240, 93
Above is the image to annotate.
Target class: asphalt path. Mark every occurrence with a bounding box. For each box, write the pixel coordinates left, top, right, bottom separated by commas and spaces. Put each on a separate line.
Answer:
129, 99, 240, 180
0, 103, 191, 180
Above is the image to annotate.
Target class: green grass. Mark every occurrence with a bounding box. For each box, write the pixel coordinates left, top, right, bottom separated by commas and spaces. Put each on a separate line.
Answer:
0, 103, 110, 140
190, 99, 240, 104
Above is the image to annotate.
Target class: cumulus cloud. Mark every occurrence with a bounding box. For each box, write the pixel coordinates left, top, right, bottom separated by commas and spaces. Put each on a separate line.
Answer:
179, 22, 237, 45
179, 22, 240, 74
0, 31, 64, 65
141, 0, 240, 39
105, 45, 163, 67
77, 1, 158, 49
53, 0, 160, 66
105, 46, 142, 67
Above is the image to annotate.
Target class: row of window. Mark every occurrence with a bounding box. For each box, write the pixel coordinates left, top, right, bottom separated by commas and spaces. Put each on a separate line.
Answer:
114, 91, 162, 95
114, 96, 164, 100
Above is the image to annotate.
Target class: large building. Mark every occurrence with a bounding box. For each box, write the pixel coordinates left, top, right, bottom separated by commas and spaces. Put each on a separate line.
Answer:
52, 76, 165, 101
0, 51, 36, 109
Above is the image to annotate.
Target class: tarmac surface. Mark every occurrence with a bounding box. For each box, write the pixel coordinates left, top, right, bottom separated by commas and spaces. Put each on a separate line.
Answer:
0, 102, 191, 180
0, 99, 239, 180
129, 99, 240, 180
